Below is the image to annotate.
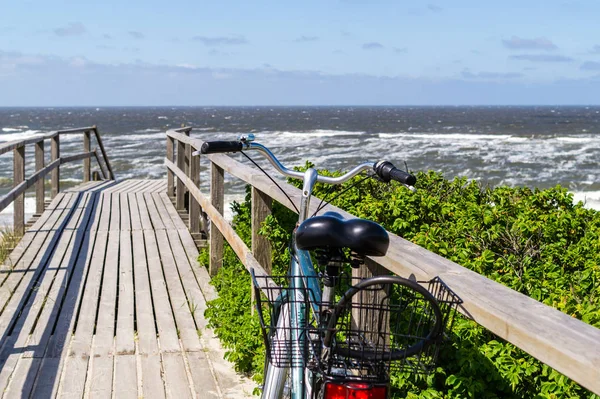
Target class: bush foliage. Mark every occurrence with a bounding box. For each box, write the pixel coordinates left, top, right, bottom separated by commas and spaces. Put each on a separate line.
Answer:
202, 168, 600, 398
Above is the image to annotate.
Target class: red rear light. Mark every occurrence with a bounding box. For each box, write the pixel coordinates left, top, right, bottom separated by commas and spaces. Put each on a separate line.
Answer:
324, 382, 387, 399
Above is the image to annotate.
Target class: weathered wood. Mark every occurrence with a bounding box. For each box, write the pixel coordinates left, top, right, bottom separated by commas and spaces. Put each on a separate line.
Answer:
251, 187, 272, 312
252, 187, 272, 272
93, 149, 109, 179
83, 130, 91, 182
176, 138, 186, 210
164, 159, 276, 293
189, 146, 201, 234
209, 162, 224, 276
51, 134, 60, 198
13, 144, 25, 235
167, 135, 175, 197
0, 158, 60, 214
35, 140, 45, 214
60, 150, 95, 165
113, 355, 138, 398
92, 126, 115, 180
155, 229, 202, 351
143, 229, 180, 352
0, 194, 86, 393
0, 131, 57, 156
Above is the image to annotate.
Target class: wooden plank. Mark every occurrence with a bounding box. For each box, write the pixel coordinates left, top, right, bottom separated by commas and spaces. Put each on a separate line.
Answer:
24, 194, 94, 358
136, 192, 153, 231
143, 229, 179, 353
119, 192, 131, 231
143, 192, 165, 230
164, 160, 275, 293
171, 227, 217, 302
29, 193, 100, 398
88, 356, 114, 399
94, 193, 112, 232
161, 353, 193, 399
60, 226, 109, 398
186, 352, 220, 399
140, 354, 166, 399
0, 194, 76, 330
113, 354, 138, 399
128, 193, 142, 231
109, 192, 120, 231
131, 230, 157, 355
0, 194, 91, 393
2, 357, 41, 398
0, 194, 77, 393
149, 193, 176, 231
87, 229, 119, 395
35, 140, 45, 214
209, 162, 224, 276
41, 197, 101, 360
155, 229, 201, 352
0, 193, 65, 279
13, 144, 25, 235
116, 230, 135, 355
157, 193, 188, 231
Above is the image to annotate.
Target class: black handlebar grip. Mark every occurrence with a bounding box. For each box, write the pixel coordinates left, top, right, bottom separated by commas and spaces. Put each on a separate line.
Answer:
200, 141, 243, 154
374, 161, 417, 186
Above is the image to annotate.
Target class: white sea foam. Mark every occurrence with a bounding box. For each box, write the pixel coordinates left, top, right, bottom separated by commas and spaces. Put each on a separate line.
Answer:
378, 132, 512, 140
158, 116, 168, 120
107, 132, 165, 141
279, 129, 365, 138
0, 130, 42, 142
2, 128, 22, 132
571, 191, 600, 211
134, 128, 162, 133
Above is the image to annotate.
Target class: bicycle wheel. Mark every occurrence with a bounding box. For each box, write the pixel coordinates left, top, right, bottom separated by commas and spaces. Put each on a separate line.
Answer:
323, 275, 444, 370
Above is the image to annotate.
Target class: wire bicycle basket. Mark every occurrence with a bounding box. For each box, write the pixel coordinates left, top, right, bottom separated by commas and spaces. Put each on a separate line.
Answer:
252, 272, 462, 380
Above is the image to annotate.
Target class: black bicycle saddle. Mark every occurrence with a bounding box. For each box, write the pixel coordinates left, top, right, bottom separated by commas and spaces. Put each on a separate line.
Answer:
295, 212, 389, 256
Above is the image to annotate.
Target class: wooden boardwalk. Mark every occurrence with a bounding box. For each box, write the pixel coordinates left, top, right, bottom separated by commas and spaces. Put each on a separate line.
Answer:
0, 180, 253, 399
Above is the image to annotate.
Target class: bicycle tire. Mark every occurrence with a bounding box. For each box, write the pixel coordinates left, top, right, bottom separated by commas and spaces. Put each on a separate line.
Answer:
323, 275, 444, 361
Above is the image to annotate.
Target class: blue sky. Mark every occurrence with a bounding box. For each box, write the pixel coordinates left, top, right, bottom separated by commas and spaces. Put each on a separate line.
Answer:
2, 0, 600, 105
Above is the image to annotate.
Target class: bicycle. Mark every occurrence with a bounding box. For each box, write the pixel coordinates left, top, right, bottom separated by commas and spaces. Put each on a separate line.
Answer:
197, 135, 461, 399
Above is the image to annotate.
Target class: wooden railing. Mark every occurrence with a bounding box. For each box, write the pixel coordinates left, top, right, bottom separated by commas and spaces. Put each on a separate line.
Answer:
0, 126, 114, 235
165, 127, 600, 396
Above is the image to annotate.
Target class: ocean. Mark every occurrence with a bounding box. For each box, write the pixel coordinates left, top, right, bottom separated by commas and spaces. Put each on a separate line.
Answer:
1, 106, 599, 226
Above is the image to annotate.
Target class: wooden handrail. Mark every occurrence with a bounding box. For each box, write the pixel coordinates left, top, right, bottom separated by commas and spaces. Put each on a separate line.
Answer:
0, 127, 115, 234
165, 127, 600, 395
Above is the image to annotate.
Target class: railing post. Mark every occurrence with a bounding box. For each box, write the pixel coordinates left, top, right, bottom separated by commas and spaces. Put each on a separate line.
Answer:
35, 140, 45, 214
184, 128, 191, 210
83, 130, 91, 182
209, 162, 224, 276
189, 146, 201, 234
13, 145, 25, 235
251, 187, 272, 312
352, 259, 390, 342
167, 135, 175, 198
51, 134, 60, 198
176, 139, 186, 210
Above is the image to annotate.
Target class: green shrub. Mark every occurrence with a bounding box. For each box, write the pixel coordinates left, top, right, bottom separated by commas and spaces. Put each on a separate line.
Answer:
202, 169, 600, 398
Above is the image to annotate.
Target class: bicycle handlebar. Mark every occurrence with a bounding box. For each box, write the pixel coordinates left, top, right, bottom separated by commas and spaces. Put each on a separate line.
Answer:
195, 137, 417, 187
